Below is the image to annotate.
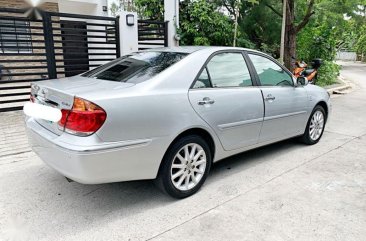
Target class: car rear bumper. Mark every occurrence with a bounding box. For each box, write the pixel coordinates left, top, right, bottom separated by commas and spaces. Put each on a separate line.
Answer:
26, 118, 168, 184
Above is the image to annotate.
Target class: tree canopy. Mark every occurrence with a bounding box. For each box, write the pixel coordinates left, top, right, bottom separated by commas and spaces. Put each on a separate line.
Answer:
115, 0, 366, 85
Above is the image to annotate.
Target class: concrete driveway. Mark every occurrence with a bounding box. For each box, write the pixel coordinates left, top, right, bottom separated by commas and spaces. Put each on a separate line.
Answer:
1, 62, 365, 241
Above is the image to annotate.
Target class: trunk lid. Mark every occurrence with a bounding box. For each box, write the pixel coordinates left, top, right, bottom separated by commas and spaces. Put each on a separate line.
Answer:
31, 76, 134, 135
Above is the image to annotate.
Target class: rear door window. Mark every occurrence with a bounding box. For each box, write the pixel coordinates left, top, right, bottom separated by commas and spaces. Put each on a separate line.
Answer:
193, 68, 211, 88
208, 52, 252, 87
192, 52, 252, 88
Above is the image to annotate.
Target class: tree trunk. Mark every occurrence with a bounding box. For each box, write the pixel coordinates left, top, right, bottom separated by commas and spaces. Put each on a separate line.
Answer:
233, 13, 238, 47
284, 29, 296, 71
283, 0, 295, 71
267, 0, 315, 71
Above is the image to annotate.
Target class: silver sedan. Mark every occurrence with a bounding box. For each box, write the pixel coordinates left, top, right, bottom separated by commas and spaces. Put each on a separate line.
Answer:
25, 47, 331, 198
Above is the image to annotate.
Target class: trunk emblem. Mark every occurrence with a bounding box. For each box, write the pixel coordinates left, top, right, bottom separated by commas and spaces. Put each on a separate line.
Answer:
62, 102, 71, 107
41, 89, 48, 95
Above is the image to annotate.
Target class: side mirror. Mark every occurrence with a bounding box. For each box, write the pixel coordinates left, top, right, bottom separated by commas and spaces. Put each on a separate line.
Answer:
296, 76, 308, 86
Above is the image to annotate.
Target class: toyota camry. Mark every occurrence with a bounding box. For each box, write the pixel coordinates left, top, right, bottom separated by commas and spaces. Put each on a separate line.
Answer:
25, 47, 331, 198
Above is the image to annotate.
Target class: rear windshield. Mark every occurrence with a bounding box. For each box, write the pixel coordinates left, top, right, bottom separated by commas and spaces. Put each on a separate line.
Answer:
81, 51, 188, 83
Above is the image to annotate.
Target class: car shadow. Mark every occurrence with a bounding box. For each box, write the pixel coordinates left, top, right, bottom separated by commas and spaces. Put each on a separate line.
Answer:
65, 138, 302, 204
57, 139, 303, 207
210, 138, 302, 176
4, 138, 306, 239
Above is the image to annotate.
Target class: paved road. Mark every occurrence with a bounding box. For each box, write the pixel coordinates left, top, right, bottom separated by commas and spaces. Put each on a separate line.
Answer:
1, 62, 365, 241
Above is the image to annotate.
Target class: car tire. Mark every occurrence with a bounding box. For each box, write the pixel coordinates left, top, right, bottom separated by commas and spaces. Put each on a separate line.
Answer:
155, 135, 212, 199
300, 105, 326, 145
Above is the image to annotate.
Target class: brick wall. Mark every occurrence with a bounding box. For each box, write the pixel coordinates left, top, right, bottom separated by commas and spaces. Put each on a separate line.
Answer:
0, 0, 58, 12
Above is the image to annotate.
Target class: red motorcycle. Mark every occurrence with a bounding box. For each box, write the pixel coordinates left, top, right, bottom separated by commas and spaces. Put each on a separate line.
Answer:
293, 59, 322, 85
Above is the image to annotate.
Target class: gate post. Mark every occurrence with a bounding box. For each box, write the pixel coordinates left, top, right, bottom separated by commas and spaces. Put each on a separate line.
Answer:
118, 11, 138, 56
164, 0, 179, 47
41, 11, 57, 79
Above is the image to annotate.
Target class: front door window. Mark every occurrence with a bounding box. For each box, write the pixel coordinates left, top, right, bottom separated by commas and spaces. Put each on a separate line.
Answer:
248, 54, 293, 86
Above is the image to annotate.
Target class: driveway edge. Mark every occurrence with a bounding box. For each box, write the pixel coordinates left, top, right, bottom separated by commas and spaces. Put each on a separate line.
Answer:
325, 75, 352, 95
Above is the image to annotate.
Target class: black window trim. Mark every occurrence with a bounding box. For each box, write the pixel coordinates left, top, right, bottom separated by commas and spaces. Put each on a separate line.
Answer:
196, 67, 213, 88
244, 51, 295, 87
190, 50, 259, 89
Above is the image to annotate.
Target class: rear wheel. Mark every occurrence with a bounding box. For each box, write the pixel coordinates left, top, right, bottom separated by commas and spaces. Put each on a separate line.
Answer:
300, 105, 326, 145
155, 135, 211, 198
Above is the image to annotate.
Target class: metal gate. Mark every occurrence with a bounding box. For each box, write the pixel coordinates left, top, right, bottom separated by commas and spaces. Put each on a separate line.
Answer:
137, 20, 168, 50
0, 8, 120, 112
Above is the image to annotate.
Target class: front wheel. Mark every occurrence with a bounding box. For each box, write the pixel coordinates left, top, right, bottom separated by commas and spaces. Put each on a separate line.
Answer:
155, 135, 212, 199
300, 105, 326, 145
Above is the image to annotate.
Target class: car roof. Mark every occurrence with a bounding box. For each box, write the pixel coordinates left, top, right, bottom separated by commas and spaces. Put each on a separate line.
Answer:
143, 46, 263, 54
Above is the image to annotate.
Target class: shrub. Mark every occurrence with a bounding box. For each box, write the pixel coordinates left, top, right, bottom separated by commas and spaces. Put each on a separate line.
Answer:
297, 23, 339, 87
316, 60, 340, 87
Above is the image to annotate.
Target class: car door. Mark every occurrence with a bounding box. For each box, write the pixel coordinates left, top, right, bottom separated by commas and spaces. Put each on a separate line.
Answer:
188, 51, 264, 151
246, 53, 309, 142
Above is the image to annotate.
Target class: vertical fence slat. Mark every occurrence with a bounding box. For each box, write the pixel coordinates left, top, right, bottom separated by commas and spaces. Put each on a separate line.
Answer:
115, 16, 121, 58
164, 21, 169, 47
41, 11, 56, 79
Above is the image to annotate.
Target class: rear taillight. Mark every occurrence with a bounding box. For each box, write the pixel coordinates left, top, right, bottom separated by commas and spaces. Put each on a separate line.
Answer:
58, 97, 106, 136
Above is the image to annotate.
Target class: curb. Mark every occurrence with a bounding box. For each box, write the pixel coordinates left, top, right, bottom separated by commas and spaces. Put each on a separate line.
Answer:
325, 75, 352, 95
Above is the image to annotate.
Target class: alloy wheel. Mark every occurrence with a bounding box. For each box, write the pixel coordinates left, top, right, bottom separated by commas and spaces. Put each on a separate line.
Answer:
309, 110, 324, 141
170, 143, 207, 191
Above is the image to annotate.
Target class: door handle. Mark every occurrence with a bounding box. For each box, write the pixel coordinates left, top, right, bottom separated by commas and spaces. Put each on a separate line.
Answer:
198, 97, 215, 105
264, 94, 276, 101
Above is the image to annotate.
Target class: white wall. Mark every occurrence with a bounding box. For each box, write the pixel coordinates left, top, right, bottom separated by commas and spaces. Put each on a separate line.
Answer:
164, 0, 179, 47
118, 11, 138, 55
58, 0, 108, 16
336, 51, 357, 61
